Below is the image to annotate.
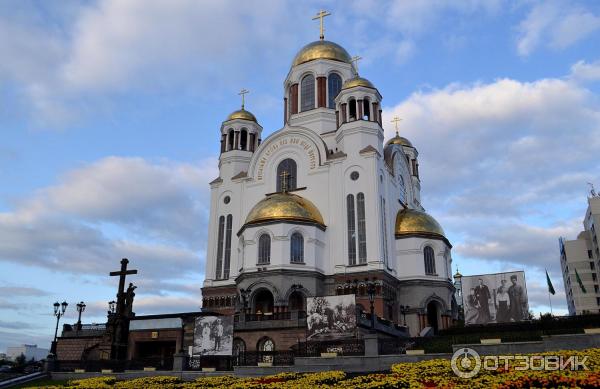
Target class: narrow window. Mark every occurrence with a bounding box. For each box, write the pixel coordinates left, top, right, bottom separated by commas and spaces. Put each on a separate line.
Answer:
276, 158, 297, 192
258, 234, 271, 264
328, 73, 342, 108
215, 216, 225, 279
381, 197, 388, 266
227, 129, 234, 151
347, 194, 356, 265
348, 98, 357, 120
290, 232, 304, 263
424, 246, 436, 275
363, 98, 371, 120
357, 193, 367, 263
223, 215, 232, 279
240, 129, 248, 151
301, 74, 315, 112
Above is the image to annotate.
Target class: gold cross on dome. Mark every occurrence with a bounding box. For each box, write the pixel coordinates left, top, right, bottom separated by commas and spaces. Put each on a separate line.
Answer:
350, 55, 362, 75
391, 116, 402, 135
238, 88, 249, 109
280, 170, 290, 192
312, 10, 331, 40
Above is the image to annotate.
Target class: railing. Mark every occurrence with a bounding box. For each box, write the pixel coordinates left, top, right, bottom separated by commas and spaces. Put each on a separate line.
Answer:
245, 312, 292, 321
185, 356, 233, 371
378, 338, 408, 355
53, 357, 173, 372
234, 351, 295, 366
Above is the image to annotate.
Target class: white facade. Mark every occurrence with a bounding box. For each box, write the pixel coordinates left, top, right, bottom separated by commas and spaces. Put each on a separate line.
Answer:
6, 344, 48, 361
202, 39, 455, 336
560, 196, 600, 315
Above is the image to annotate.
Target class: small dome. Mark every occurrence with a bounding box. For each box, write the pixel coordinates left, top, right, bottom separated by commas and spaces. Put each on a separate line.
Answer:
292, 40, 352, 67
395, 208, 445, 239
453, 270, 463, 279
386, 133, 413, 148
244, 192, 325, 228
225, 108, 257, 123
342, 76, 375, 90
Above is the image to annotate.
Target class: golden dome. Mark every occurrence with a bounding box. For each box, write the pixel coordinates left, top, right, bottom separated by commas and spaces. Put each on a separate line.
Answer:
292, 40, 352, 67
395, 208, 445, 239
244, 192, 325, 228
342, 76, 375, 90
386, 133, 413, 148
225, 108, 257, 123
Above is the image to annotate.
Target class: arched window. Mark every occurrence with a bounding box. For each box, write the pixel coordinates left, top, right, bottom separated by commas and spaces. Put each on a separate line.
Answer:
290, 232, 304, 263
276, 158, 297, 192
227, 129, 234, 151
240, 129, 248, 150
357, 193, 367, 263
258, 234, 271, 264
301, 74, 315, 112
424, 246, 436, 275
348, 98, 357, 120
215, 216, 225, 279
399, 174, 406, 204
223, 214, 232, 279
347, 194, 356, 265
363, 98, 371, 120
328, 73, 342, 108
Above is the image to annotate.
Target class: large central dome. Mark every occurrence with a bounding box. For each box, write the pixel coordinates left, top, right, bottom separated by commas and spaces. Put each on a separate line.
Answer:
244, 192, 325, 228
291, 40, 352, 67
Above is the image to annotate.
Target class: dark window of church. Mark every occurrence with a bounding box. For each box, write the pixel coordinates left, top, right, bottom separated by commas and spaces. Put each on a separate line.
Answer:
350, 171, 359, 181
227, 129, 234, 151
357, 193, 367, 263
380, 197, 388, 266
290, 232, 304, 263
347, 194, 356, 265
258, 234, 271, 264
363, 98, 371, 120
424, 246, 436, 275
348, 98, 357, 120
328, 73, 342, 108
240, 129, 248, 150
223, 214, 232, 279
223, 196, 230, 204
215, 216, 225, 279
276, 158, 297, 192
399, 174, 406, 204
301, 74, 315, 112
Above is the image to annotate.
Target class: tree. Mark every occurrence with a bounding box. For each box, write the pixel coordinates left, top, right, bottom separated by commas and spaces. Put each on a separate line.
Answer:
14, 353, 26, 373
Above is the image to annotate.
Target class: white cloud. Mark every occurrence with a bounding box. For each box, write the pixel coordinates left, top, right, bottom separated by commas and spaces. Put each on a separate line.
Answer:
517, 1, 600, 56
570, 59, 600, 82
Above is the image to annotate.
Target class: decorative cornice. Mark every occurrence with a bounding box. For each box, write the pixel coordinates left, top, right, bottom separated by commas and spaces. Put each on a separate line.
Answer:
231, 171, 248, 180
359, 145, 381, 157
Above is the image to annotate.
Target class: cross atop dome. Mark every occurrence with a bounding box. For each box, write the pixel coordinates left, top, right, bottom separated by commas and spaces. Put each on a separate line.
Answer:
238, 88, 249, 109
312, 10, 331, 40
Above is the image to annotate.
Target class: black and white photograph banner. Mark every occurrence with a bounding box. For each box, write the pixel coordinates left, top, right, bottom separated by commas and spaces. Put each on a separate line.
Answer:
306, 294, 356, 340
192, 315, 233, 356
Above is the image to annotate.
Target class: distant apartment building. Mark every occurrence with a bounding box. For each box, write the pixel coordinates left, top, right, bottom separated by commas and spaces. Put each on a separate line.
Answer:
560, 195, 600, 315
6, 344, 48, 361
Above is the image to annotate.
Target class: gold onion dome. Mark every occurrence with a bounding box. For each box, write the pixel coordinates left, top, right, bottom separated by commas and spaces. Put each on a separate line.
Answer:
395, 208, 445, 239
342, 76, 375, 90
386, 133, 413, 148
292, 40, 352, 67
225, 108, 257, 123
245, 192, 325, 227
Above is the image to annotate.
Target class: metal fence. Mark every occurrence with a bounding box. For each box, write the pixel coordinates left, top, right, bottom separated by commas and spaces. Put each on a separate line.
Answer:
293, 338, 365, 357
54, 357, 173, 372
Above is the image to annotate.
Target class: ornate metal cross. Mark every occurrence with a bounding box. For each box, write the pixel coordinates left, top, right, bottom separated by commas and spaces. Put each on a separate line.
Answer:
391, 116, 402, 135
312, 10, 331, 40
351, 55, 362, 75
238, 88, 249, 109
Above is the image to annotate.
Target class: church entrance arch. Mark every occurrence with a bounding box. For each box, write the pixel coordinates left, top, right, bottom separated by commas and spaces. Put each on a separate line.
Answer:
426, 301, 439, 333
253, 289, 274, 314
288, 291, 305, 311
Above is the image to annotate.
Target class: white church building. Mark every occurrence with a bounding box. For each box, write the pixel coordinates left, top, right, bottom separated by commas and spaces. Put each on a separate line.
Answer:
201, 28, 457, 348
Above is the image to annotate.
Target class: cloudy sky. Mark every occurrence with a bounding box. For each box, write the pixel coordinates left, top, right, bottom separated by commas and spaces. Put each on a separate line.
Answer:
1, 0, 599, 352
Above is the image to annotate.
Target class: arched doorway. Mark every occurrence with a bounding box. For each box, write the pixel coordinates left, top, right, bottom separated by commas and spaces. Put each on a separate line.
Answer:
232, 338, 246, 365
288, 291, 305, 311
427, 301, 439, 333
257, 337, 275, 363
253, 289, 274, 314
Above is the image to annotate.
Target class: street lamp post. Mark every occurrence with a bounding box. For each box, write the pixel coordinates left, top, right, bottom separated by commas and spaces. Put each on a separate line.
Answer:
51, 301, 68, 355
76, 301, 86, 331
367, 281, 376, 331
400, 305, 410, 327
239, 288, 252, 314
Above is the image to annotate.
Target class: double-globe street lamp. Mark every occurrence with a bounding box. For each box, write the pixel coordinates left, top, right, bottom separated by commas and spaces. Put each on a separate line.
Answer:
366, 281, 377, 330
51, 301, 68, 355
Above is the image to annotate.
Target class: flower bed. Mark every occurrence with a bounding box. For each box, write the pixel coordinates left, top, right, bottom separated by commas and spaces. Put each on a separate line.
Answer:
31, 348, 600, 388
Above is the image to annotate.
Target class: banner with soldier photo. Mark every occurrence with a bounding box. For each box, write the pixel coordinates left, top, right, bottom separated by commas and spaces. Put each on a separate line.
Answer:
192, 316, 233, 355
306, 294, 356, 340
461, 271, 529, 325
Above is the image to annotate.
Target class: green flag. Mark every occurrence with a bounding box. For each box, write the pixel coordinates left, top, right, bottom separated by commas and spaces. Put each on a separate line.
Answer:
546, 269, 555, 295
575, 268, 587, 294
